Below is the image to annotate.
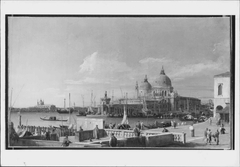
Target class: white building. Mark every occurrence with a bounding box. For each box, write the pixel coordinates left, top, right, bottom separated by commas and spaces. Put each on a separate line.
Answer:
213, 71, 230, 122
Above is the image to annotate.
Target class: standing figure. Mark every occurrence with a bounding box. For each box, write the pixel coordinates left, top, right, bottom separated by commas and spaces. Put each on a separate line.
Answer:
204, 128, 208, 144
209, 117, 212, 126
189, 124, 194, 137
45, 129, 50, 140
140, 121, 144, 130
133, 125, 140, 137
207, 129, 212, 145
93, 125, 100, 139
137, 121, 141, 129
109, 123, 113, 129
214, 130, 220, 145
109, 133, 118, 147
173, 121, 177, 129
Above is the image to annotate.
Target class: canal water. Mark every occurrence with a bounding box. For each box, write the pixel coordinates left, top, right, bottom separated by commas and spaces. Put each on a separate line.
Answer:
10, 112, 193, 129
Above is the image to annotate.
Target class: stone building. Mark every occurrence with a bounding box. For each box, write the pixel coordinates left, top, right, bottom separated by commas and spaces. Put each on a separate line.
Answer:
100, 67, 201, 117
213, 71, 230, 122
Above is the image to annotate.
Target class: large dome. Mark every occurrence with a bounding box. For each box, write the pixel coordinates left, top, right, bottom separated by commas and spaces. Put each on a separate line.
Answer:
139, 75, 152, 91
154, 67, 172, 88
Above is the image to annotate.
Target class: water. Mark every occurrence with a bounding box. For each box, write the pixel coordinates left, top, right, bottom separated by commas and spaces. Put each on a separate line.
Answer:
10, 112, 193, 129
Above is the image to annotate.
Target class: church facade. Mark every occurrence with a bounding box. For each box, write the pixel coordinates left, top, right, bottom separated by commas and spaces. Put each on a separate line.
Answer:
100, 67, 201, 117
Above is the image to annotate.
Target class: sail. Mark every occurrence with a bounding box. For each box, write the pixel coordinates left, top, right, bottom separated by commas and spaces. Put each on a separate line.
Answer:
67, 113, 77, 130
142, 98, 148, 115
121, 105, 129, 125
88, 106, 94, 113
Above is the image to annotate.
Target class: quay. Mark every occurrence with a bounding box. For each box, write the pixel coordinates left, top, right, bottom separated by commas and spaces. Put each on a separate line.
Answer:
9, 117, 230, 149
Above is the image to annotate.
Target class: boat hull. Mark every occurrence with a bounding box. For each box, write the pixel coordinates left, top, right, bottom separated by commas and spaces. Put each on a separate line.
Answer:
40, 117, 68, 122
57, 109, 73, 114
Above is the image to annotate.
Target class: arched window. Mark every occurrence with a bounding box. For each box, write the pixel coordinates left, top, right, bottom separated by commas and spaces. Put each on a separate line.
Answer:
218, 84, 223, 95
165, 91, 167, 96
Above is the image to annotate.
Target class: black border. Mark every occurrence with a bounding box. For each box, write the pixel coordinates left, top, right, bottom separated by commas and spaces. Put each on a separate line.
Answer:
5, 15, 235, 150
230, 15, 235, 150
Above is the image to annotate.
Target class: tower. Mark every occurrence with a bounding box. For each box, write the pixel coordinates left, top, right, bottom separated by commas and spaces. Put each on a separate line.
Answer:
135, 81, 139, 98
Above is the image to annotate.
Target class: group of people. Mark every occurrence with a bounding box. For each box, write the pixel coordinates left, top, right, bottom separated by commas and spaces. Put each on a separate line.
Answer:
203, 118, 226, 145
204, 128, 220, 145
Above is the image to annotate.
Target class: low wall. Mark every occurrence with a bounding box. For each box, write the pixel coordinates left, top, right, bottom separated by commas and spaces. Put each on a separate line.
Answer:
59, 136, 78, 143
10, 139, 84, 147
145, 133, 173, 147
75, 129, 107, 142
88, 132, 185, 147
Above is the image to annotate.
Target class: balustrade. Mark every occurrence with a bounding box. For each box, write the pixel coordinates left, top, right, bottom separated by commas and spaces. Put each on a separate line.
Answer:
172, 132, 186, 144
104, 129, 186, 144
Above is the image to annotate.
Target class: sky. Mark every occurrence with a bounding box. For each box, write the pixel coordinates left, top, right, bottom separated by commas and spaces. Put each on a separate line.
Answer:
8, 16, 230, 108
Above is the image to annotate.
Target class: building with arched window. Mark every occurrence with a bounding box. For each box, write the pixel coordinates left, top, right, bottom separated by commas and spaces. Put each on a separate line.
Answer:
214, 72, 230, 122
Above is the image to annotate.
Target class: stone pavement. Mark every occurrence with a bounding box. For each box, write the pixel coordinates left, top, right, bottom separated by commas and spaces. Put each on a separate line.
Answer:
142, 117, 231, 149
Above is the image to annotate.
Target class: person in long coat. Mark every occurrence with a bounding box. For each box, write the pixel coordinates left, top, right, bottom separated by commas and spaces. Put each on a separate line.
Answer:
93, 125, 100, 139
109, 133, 118, 147
214, 130, 220, 145
204, 128, 208, 144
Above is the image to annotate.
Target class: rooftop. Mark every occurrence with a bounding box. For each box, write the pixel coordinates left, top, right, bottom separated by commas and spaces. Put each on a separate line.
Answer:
214, 71, 230, 78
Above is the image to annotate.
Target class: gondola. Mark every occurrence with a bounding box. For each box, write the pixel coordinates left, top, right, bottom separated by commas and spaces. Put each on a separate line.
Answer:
40, 116, 68, 122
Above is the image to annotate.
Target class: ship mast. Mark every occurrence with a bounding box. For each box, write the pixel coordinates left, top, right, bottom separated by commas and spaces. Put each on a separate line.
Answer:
81, 95, 84, 107
69, 93, 71, 124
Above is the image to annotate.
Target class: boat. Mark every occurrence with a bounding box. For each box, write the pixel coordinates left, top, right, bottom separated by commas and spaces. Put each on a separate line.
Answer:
85, 114, 107, 118
57, 108, 74, 114
40, 116, 68, 122
117, 105, 131, 130
179, 114, 196, 121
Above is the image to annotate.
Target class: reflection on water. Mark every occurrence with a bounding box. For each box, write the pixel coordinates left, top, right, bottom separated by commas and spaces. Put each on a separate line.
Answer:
10, 112, 193, 129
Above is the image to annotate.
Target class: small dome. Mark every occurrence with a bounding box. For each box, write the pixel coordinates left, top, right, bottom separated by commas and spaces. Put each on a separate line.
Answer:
139, 75, 152, 91
154, 67, 172, 88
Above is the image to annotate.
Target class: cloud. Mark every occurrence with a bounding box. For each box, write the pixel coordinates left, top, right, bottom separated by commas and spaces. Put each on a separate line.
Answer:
65, 52, 135, 90
79, 52, 132, 74
65, 77, 111, 85
170, 62, 220, 79
139, 57, 171, 64
138, 52, 230, 82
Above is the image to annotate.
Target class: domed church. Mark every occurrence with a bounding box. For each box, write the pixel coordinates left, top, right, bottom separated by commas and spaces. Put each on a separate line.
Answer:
136, 66, 201, 115
100, 66, 201, 117
139, 67, 174, 98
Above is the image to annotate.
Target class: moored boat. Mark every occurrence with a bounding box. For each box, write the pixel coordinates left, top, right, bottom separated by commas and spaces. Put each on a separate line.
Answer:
57, 108, 73, 114
40, 116, 68, 122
